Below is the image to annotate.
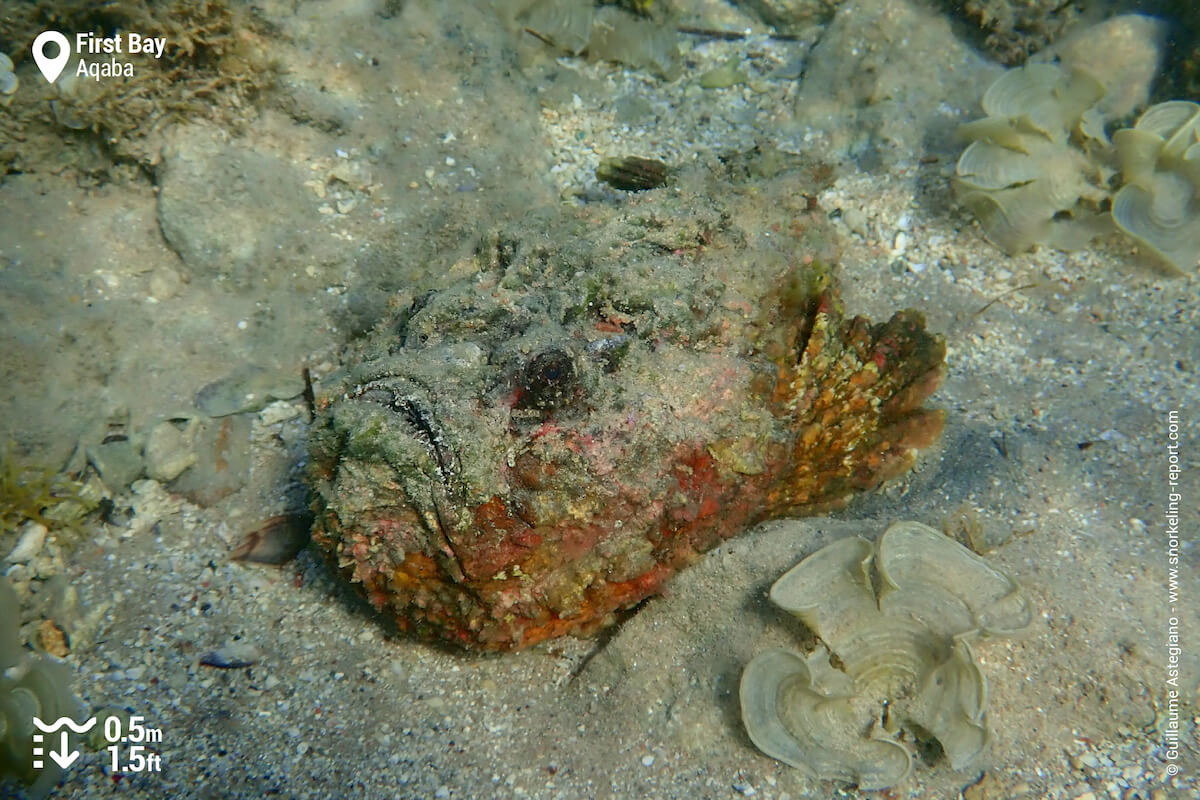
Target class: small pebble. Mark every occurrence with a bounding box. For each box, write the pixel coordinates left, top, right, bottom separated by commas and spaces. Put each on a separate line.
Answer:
143, 419, 197, 482
641, 755, 654, 767
842, 207, 868, 237
200, 641, 261, 669
6, 523, 47, 564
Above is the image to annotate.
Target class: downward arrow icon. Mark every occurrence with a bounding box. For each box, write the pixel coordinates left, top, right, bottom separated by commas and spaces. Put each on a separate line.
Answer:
48, 731, 80, 769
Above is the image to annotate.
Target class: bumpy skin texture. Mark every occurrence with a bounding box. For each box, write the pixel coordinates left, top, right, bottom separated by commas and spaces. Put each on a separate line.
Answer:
308, 162, 945, 651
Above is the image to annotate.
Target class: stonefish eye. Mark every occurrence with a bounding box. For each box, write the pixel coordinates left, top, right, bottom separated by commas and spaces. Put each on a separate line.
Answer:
516, 349, 578, 412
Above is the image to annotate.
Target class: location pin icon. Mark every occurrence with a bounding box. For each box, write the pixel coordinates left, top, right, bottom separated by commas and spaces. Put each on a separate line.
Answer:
32, 31, 70, 84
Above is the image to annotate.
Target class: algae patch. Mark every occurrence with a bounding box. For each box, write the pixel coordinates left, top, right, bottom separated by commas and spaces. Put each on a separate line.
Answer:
951, 63, 1113, 255
740, 521, 1031, 789
0, 443, 94, 543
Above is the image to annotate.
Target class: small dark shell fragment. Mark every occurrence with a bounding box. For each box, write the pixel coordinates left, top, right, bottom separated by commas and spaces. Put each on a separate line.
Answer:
596, 156, 670, 190
199, 641, 260, 669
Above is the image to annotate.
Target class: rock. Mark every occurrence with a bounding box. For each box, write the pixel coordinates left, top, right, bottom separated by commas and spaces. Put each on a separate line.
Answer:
258, 400, 302, 426
86, 438, 144, 490
156, 125, 313, 284
169, 416, 252, 506
5, 522, 47, 564
143, 419, 198, 482
1045, 14, 1167, 121
789, 0, 1000, 164
195, 365, 305, 417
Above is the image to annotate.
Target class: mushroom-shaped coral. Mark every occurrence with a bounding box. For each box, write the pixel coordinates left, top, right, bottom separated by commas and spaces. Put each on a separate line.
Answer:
740, 521, 1032, 790
1111, 101, 1200, 273
952, 63, 1113, 254
0, 577, 86, 798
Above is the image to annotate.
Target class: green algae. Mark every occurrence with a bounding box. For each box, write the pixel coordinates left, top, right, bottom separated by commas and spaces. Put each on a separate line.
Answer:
0, 443, 91, 542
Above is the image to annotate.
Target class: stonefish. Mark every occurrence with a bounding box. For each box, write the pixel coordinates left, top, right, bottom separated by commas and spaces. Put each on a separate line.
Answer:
308, 156, 945, 651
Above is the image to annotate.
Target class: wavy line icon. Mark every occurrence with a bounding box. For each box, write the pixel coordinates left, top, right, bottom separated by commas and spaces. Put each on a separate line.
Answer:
33, 716, 97, 734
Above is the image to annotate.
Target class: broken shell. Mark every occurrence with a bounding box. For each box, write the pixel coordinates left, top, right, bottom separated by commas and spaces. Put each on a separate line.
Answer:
232, 513, 311, 565
596, 156, 670, 191
199, 640, 261, 669
741, 521, 1031, 788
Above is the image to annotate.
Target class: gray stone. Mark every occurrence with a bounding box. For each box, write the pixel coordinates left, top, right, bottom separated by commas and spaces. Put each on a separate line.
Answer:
143, 419, 198, 482
86, 438, 144, 490
156, 125, 313, 284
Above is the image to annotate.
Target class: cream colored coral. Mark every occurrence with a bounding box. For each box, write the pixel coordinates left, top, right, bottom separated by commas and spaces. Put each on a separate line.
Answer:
1111, 102, 1200, 273
0, 577, 86, 797
740, 521, 1032, 789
